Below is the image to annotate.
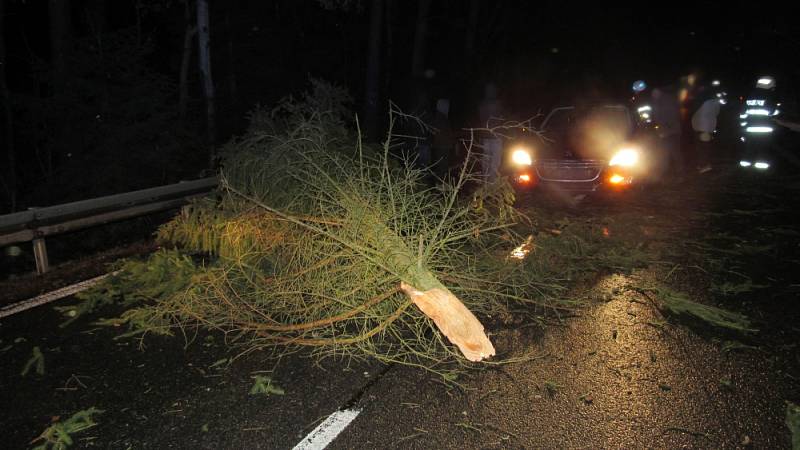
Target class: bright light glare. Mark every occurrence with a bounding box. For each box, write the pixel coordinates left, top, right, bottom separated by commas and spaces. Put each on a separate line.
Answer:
519, 174, 531, 182
746, 99, 766, 106
509, 235, 534, 260
745, 108, 770, 116
609, 148, 639, 167
746, 126, 773, 133
609, 174, 625, 184
740, 137, 746, 142
739, 160, 752, 167
739, 114, 748, 119
754, 162, 770, 169
511, 148, 533, 165
637, 105, 652, 112
757, 77, 774, 87
712, 80, 721, 86
640, 112, 650, 119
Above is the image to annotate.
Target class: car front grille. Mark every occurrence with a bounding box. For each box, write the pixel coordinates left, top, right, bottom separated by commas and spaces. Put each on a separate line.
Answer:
535, 159, 605, 182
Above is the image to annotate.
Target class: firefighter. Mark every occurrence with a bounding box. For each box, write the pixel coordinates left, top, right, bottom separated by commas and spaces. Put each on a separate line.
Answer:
631, 80, 654, 126
739, 76, 780, 170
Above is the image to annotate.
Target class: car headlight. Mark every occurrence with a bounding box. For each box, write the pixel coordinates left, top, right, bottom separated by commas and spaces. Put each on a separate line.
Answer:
511, 147, 533, 166
609, 148, 639, 167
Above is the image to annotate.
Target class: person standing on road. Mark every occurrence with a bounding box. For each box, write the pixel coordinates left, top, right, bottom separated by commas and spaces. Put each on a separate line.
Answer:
739, 75, 780, 169
691, 84, 722, 174
651, 85, 684, 180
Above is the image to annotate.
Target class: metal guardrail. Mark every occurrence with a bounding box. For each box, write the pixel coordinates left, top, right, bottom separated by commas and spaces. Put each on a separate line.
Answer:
0, 177, 218, 274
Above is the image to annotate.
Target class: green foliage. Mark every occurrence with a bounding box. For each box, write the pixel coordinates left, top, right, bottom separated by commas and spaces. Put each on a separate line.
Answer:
21, 346, 45, 377
544, 380, 563, 395
651, 285, 756, 333
788, 401, 800, 450
720, 340, 759, 353
249, 375, 285, 396
31, 407, 103, 450
66, 249, 201, 333
710, 279, 768, 297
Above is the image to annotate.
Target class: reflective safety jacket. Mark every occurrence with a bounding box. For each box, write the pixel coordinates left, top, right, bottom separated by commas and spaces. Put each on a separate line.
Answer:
740, 90, 780, 136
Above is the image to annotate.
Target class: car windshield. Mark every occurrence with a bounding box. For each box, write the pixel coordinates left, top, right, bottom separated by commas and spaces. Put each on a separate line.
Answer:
542, 106, 632, 158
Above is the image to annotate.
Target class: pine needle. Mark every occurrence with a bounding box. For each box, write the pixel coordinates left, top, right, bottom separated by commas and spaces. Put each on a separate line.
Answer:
21, 346, 45, 377
30, 407, 103, 450
650, 286, 756, 333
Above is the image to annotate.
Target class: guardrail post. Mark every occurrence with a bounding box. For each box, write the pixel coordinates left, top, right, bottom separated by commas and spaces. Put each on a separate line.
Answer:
32, 238, 50, 274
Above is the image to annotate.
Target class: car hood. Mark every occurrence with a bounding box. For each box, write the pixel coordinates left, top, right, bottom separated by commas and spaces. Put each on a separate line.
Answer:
538, 131, 627, 160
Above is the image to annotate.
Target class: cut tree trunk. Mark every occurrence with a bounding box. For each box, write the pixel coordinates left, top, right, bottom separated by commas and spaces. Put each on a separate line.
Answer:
401, 282, 495, 362
360, 213, 495, 362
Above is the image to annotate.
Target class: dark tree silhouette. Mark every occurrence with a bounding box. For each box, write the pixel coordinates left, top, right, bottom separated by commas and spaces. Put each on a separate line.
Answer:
196, 0, 216, 158
410, 0, 430, 78
0, 0, 15, 211
363, 0, 383, 139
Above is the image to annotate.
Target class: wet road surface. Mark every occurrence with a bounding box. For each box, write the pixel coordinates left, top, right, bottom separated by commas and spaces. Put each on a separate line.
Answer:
1, 164, 799, 449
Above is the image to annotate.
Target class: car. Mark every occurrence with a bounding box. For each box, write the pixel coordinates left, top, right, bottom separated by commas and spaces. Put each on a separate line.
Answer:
501, 103, 660, 197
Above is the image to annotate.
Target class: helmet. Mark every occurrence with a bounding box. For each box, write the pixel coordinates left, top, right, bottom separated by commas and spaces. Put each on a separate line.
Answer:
756, 76, 776, 89
632, 80, 647, 93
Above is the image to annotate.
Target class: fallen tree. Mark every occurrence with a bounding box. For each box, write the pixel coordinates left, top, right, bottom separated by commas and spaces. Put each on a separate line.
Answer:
76, 80, 552, 369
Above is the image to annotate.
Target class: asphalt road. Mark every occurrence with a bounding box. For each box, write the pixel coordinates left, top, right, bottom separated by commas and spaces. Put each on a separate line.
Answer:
1, 162, 799, 449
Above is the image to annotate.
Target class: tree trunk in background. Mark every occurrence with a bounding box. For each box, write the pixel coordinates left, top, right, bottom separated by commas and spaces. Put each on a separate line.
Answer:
464, 0, 479, 63
196, 0, 216, 164
410, 0, 430, 78
225, 9, 237, 105
134, 0, 142, 47
179, 0, 196, 120
363, 0, 383, 139
0, 0, 16, 211
48, 0, 71, 95
86, 0, 109, 112
86, 0, 106, 34
383, 0, 393, 96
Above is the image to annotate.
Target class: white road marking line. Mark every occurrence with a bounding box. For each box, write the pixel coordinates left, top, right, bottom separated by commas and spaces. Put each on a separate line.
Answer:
292, 408, 361, 450
0, 271, 119, 319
